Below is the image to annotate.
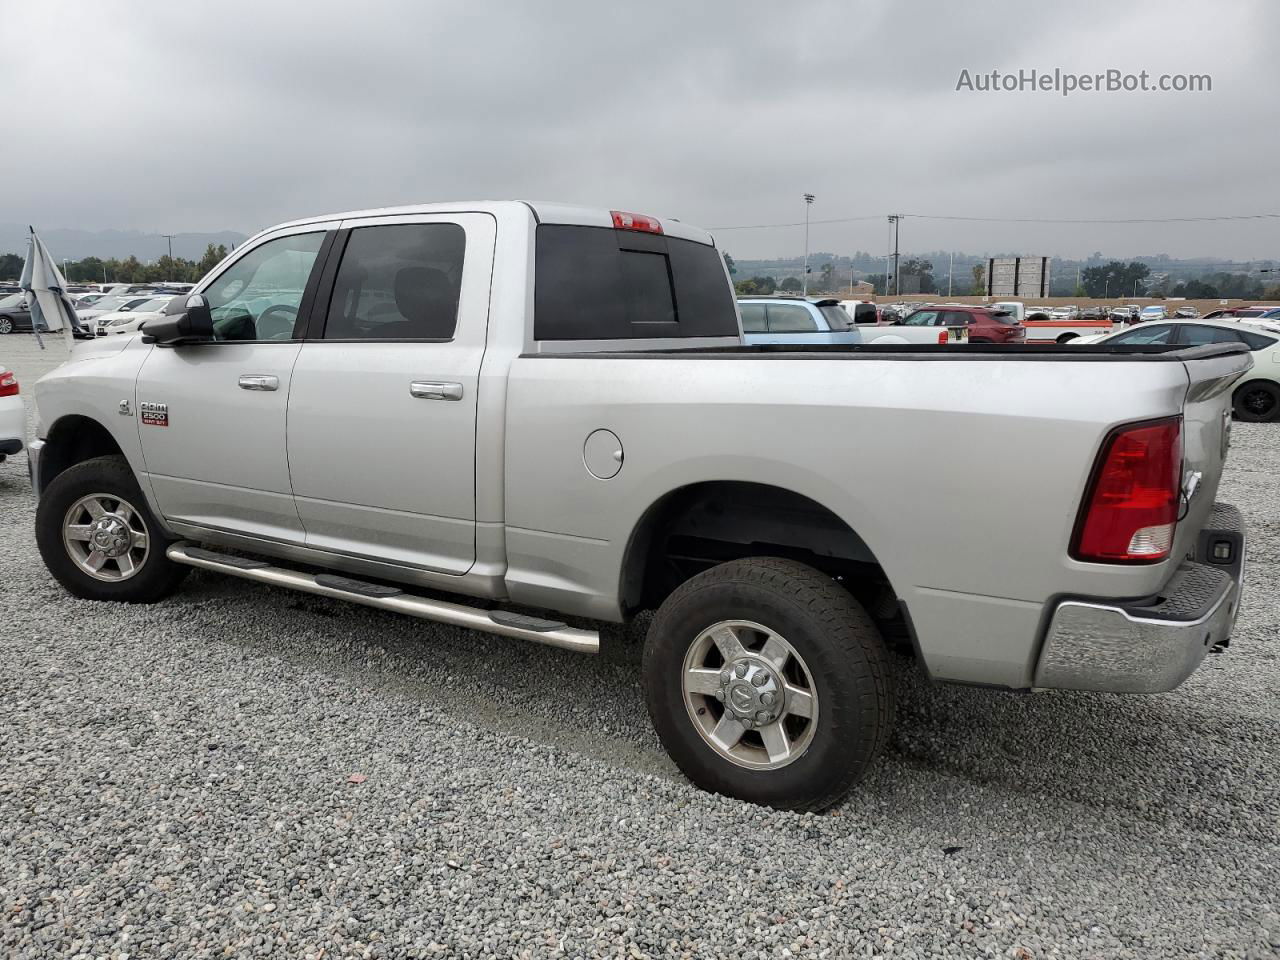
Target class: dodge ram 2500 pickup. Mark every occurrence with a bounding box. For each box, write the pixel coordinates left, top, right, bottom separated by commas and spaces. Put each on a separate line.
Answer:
29, 201, 1250, 810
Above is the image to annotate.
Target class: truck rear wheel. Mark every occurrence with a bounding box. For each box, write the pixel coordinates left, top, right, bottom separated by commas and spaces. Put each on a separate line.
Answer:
35, 455, 188, 603
643, 557, 894, 811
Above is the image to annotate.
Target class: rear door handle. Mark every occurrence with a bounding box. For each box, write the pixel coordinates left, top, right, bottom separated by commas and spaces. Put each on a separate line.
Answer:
238, 375, 279, 392
410, 381, 463, 401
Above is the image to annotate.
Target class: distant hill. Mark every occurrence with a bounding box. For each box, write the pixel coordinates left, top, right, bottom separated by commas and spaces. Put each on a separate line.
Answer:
0, 223, 249, 261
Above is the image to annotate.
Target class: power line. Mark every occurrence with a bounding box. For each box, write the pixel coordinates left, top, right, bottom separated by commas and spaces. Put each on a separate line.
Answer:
711, 215, 884, 231
709, 211, 1280, 231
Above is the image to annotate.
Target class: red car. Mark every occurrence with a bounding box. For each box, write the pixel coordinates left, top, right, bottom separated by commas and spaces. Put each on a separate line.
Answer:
900, 305, 1026, 343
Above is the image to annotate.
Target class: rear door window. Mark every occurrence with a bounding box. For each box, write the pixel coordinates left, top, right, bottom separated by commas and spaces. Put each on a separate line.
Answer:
739, 303, 767, 333
766, 303, 819, 332
1176, 324, 1243, 346
904, 310, 939, 326
322, 223, 465, 340
534, 225, 737, 340
942, 311, 974, 326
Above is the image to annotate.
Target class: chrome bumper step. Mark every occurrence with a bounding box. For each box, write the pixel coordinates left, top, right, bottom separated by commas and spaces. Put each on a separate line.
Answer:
166, 541, 600, 654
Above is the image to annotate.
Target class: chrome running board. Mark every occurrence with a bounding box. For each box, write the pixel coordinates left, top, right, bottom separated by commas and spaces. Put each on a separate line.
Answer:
166, 541, 599, 655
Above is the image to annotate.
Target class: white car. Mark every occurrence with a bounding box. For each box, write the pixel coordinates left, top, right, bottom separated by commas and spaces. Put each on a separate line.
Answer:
1084, 317, 1280, 421
95, 296, 176, 336
77, 294, 165, 325
0, 365, 23, 463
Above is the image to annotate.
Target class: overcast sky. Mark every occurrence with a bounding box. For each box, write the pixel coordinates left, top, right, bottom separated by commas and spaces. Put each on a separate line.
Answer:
3, 0, 1277, 262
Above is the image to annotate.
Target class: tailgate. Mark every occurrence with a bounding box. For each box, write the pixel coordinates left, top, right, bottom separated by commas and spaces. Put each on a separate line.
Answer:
1172, 344, 1253, 560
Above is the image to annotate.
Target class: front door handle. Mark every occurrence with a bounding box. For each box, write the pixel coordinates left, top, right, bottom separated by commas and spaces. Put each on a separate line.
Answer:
410, 381, 463, 401
238, 375, 279, 392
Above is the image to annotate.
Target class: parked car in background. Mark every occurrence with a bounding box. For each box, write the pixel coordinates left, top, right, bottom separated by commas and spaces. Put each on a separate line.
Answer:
1140, 305, 1169, 322
1202, 306, 1279, 320
76, 294, 166, 325
73, 292, 108, 308
738, 297, 862, 345
1021, 306, 1112, 343
0, 293, 34, 334
0, 365, 22, 461
94, 296, 177, 336
837, 299, 881, 325
1079, 318, 1280, 421
875, 307, 972, 343
902, 305, 1023, 343
1174, 306, 1201, 319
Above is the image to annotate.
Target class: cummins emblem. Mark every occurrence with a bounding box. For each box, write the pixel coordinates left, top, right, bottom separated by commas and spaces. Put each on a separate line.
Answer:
140, 401, 169, 427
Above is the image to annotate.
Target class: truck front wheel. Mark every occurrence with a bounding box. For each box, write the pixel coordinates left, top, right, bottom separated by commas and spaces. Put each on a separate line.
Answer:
643, 557, 894, 811
35, 455, 189, 603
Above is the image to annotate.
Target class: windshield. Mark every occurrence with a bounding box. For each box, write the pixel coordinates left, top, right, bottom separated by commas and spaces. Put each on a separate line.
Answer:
818, 304, 853, 330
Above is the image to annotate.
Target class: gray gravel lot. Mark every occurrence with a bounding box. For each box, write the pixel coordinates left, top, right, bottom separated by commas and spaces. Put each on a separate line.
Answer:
1, 334, 1278, 959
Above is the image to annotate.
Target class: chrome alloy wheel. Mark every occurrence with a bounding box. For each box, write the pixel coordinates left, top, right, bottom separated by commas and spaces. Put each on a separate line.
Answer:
681, 619, 819, 770
61, 493, 150, 582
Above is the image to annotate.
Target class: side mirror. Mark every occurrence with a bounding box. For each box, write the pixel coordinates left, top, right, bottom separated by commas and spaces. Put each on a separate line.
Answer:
140, 294, 214, 345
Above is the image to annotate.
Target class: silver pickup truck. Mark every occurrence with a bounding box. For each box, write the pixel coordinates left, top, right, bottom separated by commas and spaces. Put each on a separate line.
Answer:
29, 201, 1249, 810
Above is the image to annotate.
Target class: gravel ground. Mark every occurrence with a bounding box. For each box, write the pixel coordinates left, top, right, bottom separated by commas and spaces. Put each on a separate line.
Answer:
1, 334, 1277, 959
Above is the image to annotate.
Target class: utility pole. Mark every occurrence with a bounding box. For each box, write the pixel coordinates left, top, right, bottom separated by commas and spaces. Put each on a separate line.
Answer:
802, 194, 815, 296
162, 234, 175, 261
888, 215, 901, 297
948, 251, 954, 297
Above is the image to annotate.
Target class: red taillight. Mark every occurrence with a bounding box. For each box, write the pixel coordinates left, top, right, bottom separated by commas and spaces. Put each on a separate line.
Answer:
611, 210, 664, 235
937, 329, 949, 344
1072, 417, 1182, 564
0, 371, 17, 397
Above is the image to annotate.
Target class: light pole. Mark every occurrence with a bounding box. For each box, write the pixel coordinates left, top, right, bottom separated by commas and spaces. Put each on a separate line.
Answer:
162, 234, 175, 263
947, 251, 954, 297
802, 194, 814, 296
887, 215, 902, 297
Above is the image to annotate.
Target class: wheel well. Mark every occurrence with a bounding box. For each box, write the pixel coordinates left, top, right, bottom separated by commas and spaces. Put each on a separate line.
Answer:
620, 481, 899, 622
1056, 332, 1078, 343
38, 416, 125, 493
1234, 378, 1278, 397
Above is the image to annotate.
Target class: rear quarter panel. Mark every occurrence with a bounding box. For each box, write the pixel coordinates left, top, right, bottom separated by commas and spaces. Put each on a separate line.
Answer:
504, 352, 1200, 687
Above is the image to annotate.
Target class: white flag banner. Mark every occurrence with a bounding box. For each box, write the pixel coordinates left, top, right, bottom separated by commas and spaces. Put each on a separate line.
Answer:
19, 228, 82, 350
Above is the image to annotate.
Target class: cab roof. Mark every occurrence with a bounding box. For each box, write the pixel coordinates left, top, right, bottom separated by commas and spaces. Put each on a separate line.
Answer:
257, 200, 716, 247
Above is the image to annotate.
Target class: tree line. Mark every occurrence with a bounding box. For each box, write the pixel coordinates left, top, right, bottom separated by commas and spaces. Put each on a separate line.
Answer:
0, 243, 230, 284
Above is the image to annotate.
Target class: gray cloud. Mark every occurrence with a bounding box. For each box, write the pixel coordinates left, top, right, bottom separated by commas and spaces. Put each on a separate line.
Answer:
3, 0, 1277, 261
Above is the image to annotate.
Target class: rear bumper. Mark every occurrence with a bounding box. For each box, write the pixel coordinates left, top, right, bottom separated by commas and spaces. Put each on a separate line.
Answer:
1034, 503, 1245, 693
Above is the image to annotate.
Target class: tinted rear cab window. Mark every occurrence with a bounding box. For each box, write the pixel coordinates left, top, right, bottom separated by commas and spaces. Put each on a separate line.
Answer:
534, 225, 738, 340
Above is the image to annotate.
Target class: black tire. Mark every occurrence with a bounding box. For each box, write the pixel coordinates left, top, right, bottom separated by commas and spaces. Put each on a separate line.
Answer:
1056, 332, 1078, 344
0, 316, 13, 334
1233, 381, 1280, 423
643, 557, 894, 811
35, 455, 188, 602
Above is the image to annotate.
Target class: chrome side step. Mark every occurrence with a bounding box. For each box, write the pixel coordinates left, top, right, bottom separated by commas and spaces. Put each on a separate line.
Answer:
166, 541, 599, 654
